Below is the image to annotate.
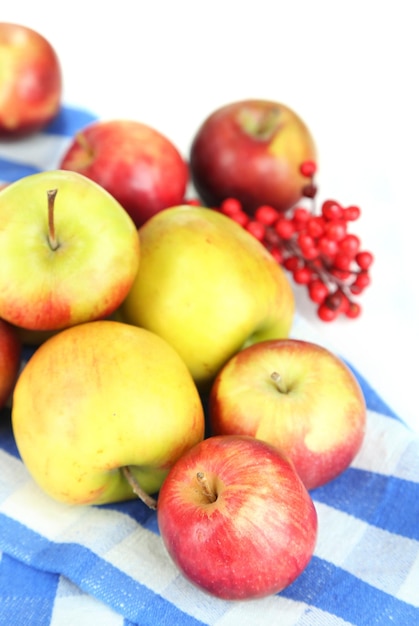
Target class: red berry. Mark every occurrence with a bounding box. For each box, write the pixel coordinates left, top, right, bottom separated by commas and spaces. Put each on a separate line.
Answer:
339, 292, 350, 314
300, 160, 317, 177
301, 246, 319, 260
274, 218, 295, 240
246, 220, 266, 241
322, 200, 343, 221
330, 267, 351, 280
230, 210, 249, 227
339, 234, 361, 256
352, 271, 371, 289
302, 183, 318, 198
355, 251, 374, 270
317, 303, 338, 322
220, 197, 242, 217
333, 252, 352, 271
324, 220, 347, 241
343, 205, 361, 221
297, 233, 315, 251
293, 266, 312, 285
264, 228, 281, 247
308, 279, 329, 303
307, 216, 325, 238
254, 205, 280, 226
318, 236, 338, 257
345, 302, 362, 319
283, 256, 301, 271
325, 290, 344, 312
185, 198, 202, 206
293, 207, 311, 223
269, 246, 284, 264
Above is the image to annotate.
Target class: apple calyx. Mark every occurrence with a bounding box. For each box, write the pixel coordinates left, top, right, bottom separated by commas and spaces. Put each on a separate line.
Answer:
47, 188, 60, 251
196, 471, 217, 503
237, 105, 281, 141
270, 371, 288, 394
121, 466, 157, 510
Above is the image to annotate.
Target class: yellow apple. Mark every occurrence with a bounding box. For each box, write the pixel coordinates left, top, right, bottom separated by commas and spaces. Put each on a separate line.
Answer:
11, 320, 205, 505
119, 205, 295, 389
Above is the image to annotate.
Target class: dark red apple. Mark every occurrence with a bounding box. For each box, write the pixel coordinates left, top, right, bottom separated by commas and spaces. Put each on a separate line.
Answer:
189, 99, 317, 214
0, 23, 62, 137
157, 434, 317, 600
59, 119, 189, 227
0, 319, 21, 409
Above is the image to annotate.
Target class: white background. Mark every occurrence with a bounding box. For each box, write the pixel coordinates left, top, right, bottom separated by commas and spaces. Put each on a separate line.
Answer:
2, 1, 418, 431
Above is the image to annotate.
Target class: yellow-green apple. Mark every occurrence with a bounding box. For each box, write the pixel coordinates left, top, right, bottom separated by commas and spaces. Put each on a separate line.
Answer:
12, 320, 205, 505
0, 169, 140, 331
59, 119, 189, 227
189, 99, 317, 214
0, 319, 21, 409
157, 434, 317, 600
0, 22, 62, 137
209, 339, 367, 490
119, 205, 295, 390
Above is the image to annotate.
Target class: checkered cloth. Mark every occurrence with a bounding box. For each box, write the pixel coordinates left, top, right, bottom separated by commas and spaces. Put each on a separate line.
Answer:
1, 107, 418, 625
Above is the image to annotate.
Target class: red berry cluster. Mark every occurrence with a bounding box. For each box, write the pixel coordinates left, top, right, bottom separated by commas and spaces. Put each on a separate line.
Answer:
203, 161, 374, 322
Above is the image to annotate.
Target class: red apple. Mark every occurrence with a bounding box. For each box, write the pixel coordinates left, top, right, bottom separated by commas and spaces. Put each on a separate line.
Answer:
0, 319, 21, 409
157, 434, 317, 600
59, 119, 189, 227
0, 22, 62, 137
209, 339, 366, 490
189, 99, 317, 214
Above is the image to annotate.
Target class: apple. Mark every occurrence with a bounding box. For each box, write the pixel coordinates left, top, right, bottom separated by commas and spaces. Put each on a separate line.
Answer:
189, 99, 317, 214
11, 320, 205, 505
209, 339, 367, 490
59, 119, 189, 227
157, 434, 317, 600
119, 205, 295, 390
0, 169, 141, 331
0, 319, 21, 409
0, 22, 62, 137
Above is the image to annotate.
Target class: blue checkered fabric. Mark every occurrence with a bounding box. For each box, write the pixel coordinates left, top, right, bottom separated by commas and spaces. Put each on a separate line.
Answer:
1, 107, 418, 625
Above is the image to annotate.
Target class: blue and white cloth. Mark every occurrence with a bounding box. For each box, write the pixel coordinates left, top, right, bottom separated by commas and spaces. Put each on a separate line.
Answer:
1, 106, 418, 625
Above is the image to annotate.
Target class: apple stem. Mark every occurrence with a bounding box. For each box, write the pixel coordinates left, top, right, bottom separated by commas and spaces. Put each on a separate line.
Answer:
271, 371, 288, 394
75, 130, 93, 155
47, 188, 59, 251
196, 471, 217, 503
239, 106, 281, 140
121, 466, 157, 510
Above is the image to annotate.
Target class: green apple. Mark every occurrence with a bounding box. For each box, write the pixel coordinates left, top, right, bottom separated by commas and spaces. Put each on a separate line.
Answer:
0, 170, 141, 331
11, 320, 205, 505
119, 205, 295, 389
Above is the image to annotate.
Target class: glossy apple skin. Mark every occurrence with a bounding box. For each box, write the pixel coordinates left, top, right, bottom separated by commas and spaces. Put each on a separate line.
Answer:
59, 119, 189, 227
119, 205, 295, 390
0, 23, 62, 137
157, 435, 317, 600
209, 339, 367, 490
190, 99, 317, 214
12, 320, 205, 505
0, 319, 21, 409
0, 170, 141, 331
